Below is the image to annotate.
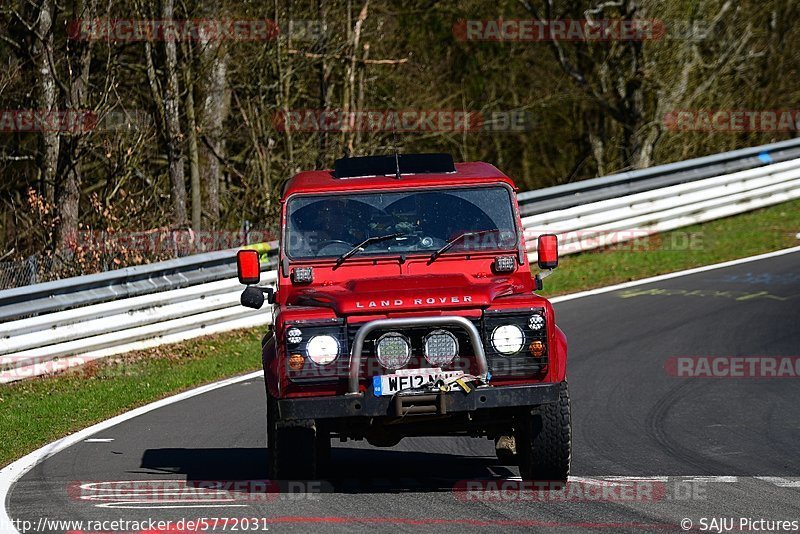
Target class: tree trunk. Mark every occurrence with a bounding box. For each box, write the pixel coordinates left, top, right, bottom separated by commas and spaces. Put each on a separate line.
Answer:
33, 0, 58, 203
344, 0, 368, 155
199, 38, 228, 227
185, 75, 201, 232
276, 0, 295, 169
55, 0, 96, 254
315, 0, 329, 167
162, 0, 187, 228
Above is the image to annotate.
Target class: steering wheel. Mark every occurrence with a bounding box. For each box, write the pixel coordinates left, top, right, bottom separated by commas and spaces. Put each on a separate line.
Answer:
317, 240, 353, 256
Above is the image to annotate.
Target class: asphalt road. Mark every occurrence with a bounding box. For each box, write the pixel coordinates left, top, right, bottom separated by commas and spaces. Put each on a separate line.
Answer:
7, 250, 800, 533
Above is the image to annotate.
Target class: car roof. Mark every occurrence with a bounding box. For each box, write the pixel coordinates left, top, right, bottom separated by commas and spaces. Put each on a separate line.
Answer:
281, 161, 517, 199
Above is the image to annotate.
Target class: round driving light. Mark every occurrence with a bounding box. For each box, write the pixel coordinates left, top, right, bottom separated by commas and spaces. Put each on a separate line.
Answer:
492, 324, 524, 355
306, 335, 339, 365
424, 330, 458, 366
528, 314, 545, 331
376, 332, 411, 370
529, 340, 545, 357
287, 327, 302, 344
288, 353, 305, 370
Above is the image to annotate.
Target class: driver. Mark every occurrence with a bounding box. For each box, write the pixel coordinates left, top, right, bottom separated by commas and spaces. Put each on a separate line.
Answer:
314, 199, 367, 250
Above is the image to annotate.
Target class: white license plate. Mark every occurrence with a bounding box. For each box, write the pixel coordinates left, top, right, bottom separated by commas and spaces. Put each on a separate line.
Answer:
372, 368, 464, 396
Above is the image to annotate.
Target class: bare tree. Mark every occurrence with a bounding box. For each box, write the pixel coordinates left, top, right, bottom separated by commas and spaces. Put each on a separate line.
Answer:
162, 0, 187, 227
198, 30, 228, 227
521, 0, 756, 172
519, 0, 657, 170
343, 0, 369, 155
54, 0, 97, 252
184, 56, 202, 232
315, 0, 331, 167
32, 0, 58, 202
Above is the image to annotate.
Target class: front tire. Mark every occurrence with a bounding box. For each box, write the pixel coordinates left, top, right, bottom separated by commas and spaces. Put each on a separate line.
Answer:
268, 393, 319, 480
516, 381, 571, 482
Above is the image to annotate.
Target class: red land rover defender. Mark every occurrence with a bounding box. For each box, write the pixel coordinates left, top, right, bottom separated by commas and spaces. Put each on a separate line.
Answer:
237, 154, 570, 481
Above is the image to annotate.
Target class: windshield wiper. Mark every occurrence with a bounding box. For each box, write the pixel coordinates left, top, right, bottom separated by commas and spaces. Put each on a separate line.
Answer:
335, 232, 406, 267
429, 229, 498, 263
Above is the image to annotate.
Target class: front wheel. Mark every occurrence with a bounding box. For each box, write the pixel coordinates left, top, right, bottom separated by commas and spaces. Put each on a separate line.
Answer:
516, 381, 572, 483
268, 393, 319, 480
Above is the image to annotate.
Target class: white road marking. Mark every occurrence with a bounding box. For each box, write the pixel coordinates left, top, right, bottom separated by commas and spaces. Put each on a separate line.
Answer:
682, 476, 738, 483
602, 476, 669, 482
96, 502, 247, 509
573, 476, 742, 485
493, 476, 747, 484
74, 479, 277, 510
756, 477, 800, 487
83, 438, 114, 443
3, 246, 800, 530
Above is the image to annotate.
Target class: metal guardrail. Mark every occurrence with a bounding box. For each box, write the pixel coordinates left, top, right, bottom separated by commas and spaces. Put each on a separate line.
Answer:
2, 139, 800, 382
522, 157, 800, 258
517, 137, 800, 215
0, 249, 238, 322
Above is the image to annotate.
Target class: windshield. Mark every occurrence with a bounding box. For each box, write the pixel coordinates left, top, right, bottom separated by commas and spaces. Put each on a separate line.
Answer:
285, 186, 518, 260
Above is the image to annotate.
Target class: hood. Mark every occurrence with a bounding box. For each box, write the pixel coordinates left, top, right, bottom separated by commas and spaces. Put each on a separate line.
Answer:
287, 273, 520, 315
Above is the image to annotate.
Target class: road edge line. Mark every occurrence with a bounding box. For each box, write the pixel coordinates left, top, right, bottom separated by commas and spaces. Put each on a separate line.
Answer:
0, 370, 262, 531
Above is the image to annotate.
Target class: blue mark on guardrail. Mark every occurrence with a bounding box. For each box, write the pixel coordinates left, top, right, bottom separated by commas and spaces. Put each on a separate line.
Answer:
758, 152, 773, 164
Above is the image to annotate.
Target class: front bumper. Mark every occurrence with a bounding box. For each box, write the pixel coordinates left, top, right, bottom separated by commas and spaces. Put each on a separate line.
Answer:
277, 382, 559, 420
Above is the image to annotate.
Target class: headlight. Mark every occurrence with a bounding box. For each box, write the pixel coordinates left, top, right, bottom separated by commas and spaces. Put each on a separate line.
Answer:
286, 327, 302, 344
491, 324, 524, 355
306, 335, 339, 365
376, 332, 411, 369
528, 314, 545, 331
424, 330, 458, 366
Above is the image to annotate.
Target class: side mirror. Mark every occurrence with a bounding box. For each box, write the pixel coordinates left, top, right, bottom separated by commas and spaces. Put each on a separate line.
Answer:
241, 286, 265, 309
237, 249, 261, 285
241, 286, 275, 309
537, 234, 559, 270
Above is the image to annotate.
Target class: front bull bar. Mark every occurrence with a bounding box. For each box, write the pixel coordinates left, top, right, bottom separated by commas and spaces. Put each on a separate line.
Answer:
347, 316, 489, 395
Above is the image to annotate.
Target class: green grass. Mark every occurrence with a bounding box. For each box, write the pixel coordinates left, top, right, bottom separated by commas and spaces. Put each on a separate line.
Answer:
0, 330, 262, 467
1, 198, 799, 467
